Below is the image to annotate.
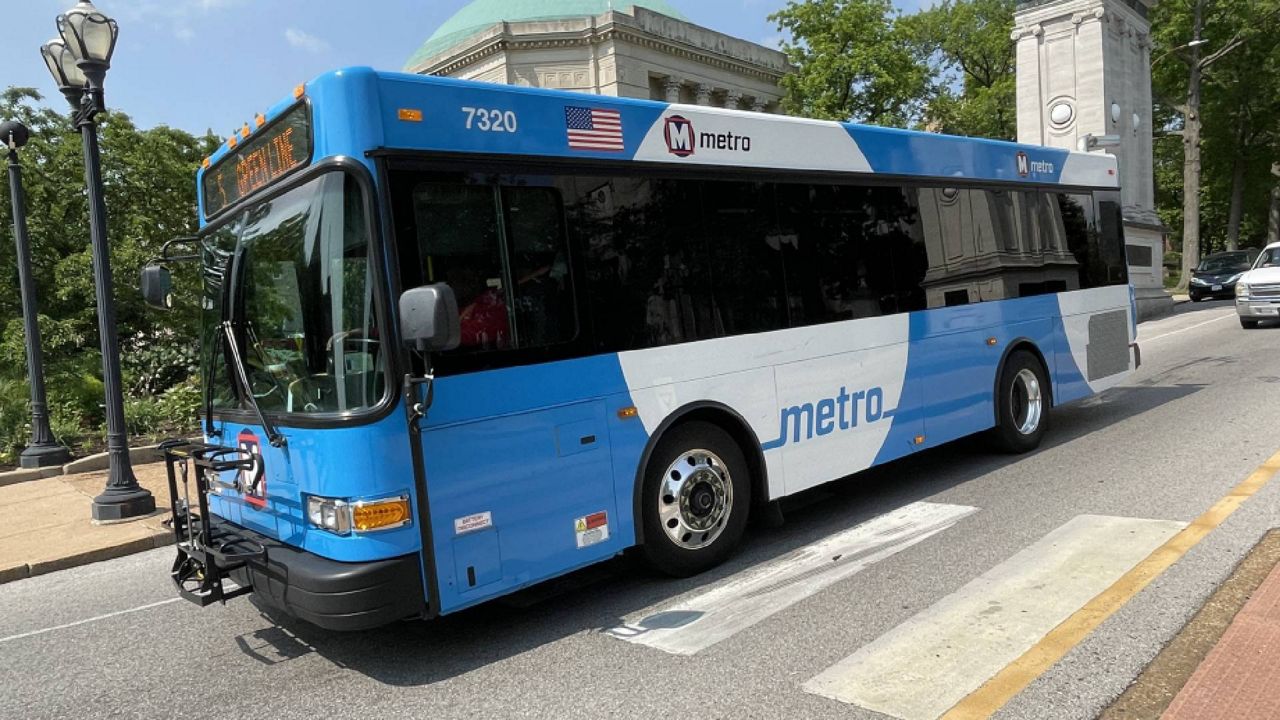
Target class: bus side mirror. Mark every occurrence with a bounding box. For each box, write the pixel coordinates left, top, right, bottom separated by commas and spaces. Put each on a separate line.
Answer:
140, 264, 173, 310
400, 284, 460, 353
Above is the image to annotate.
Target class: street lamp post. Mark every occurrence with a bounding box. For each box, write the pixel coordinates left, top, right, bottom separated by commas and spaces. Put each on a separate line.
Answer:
40, 1, 154, 521
2, 120, 72, 469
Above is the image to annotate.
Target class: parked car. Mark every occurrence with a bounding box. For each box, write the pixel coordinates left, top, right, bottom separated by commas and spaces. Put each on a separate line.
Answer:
1190, 249, 1258, 301
1236, 243, 1280, 328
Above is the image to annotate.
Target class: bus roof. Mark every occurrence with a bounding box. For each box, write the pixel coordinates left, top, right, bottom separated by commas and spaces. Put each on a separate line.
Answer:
199, 67, 1119, 220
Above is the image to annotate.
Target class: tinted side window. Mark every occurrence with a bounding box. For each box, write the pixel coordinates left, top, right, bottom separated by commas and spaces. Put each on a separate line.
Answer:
568, 175, 717, 351
1056, 192, 1127, 289
703, 181, 788, 335
775, 183, 894, 326
410, 181, 577, 353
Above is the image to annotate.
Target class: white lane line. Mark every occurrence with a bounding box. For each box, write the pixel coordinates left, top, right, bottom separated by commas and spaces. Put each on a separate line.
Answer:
1140, 311, 1235, 343
0, 598, 181, 644
803, 514, 1185, 720
607, 501, 978, 656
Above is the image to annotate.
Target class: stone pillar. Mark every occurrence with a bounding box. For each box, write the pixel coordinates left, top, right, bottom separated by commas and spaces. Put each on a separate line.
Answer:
750, 98, 768, 113
725, 91, 744, 110
663, 76, 683, 103
695, 84, 713, 106
1014, 0, 1171, 319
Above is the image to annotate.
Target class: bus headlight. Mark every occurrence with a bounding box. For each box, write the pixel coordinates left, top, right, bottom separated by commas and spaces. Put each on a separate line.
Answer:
306, 494, 412, 535
307, 496, 351, 535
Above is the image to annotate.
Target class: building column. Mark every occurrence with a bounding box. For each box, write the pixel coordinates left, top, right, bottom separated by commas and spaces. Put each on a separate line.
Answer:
695, 84, 713, 106
750, 98, 768, 113
663, 77, 683, 103
725, 91, 744, 110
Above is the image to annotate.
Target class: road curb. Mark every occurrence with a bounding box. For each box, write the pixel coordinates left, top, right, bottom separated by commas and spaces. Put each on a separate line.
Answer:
0, 444, 165, 488
1100, 529, 1280, 719
0, 528, 172, 588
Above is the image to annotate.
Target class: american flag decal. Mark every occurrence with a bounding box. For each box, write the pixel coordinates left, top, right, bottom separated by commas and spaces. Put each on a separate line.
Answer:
565, 106, 625, 151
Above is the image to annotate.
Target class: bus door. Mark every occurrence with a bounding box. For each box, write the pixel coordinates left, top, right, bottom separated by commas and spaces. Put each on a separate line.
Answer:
402, 179, 623, 613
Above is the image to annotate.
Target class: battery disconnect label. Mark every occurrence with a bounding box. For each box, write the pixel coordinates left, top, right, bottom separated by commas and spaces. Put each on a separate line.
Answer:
575, 511, 609, 549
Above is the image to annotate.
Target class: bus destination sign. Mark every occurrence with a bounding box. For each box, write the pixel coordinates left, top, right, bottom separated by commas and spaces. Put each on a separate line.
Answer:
202, 103, 312, 218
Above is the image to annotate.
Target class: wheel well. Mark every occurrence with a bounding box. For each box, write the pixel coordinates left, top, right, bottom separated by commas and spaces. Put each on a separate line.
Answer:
631, 403, 768, 546
994, 340, 1053, 423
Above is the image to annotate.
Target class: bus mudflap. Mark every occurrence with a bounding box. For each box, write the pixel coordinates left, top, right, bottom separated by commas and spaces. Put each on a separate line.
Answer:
160, 439, 265, 607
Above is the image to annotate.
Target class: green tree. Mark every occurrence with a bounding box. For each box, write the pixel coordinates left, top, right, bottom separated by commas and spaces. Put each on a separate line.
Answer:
1151, 0, 1280, 288
770, 0, 932, 125
901, 0, 1017, 140
0, 87, 219, 462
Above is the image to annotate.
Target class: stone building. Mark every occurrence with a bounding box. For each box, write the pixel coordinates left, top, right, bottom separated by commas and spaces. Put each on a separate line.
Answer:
1013, 0, 1171, 317
404, 0, 789, 112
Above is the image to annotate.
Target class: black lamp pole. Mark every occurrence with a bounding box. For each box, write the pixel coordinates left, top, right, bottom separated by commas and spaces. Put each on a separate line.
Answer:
2, 120, 72, 469
42, 1, 154, 521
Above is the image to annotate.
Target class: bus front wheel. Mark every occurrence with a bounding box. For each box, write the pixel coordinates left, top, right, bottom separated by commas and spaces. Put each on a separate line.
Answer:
640, 421, 751, 577
991, 351, 1050, 454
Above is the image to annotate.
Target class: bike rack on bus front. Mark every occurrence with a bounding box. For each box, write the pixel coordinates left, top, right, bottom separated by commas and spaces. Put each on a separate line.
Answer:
160, 439, 267, 607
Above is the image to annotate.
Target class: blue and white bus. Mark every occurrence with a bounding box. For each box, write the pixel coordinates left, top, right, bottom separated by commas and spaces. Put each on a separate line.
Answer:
149, 67, 1138, 631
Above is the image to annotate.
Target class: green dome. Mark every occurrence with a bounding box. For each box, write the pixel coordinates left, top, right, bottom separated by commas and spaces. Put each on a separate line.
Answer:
406, 0, 689, 69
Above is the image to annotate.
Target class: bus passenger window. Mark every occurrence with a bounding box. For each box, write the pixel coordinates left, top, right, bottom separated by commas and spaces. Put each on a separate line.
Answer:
412, 183, 512, 350
503, 187, 577, 348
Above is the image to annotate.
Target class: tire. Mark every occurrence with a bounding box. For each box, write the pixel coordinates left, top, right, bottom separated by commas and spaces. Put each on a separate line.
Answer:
990, 351, 1050, 454
1190, 294, 1203, 302
1241, 318, 1260, 329
640, 421, 751, 577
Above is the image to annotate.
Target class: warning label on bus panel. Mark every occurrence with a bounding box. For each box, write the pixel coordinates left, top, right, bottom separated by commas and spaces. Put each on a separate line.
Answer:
454, 511, 493, 535
575, 511, 609, 549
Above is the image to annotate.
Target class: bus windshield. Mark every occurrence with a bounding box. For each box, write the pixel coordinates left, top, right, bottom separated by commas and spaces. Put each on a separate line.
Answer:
202, 171, 386, 418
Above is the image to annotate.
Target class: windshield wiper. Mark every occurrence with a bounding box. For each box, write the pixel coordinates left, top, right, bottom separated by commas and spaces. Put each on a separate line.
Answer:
222, 319, 287, 448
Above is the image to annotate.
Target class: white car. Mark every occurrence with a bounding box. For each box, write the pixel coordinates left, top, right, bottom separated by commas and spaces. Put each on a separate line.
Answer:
1236, 242, 1280, 328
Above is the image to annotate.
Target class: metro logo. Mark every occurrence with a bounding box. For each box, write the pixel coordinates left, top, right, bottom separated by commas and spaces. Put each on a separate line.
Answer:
762, 386, 893, 450
1017, 151, 1056, 178
664, 115, 696, 157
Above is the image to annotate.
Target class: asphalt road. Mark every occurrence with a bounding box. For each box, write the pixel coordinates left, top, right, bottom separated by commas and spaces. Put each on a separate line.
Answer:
3, 299, 1279, 720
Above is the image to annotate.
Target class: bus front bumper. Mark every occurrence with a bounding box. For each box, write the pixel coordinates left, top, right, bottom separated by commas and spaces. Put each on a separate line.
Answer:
182, 514, 427, 632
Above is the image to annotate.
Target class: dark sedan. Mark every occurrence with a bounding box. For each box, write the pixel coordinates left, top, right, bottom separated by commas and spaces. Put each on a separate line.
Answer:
1190, 250, 1258, 301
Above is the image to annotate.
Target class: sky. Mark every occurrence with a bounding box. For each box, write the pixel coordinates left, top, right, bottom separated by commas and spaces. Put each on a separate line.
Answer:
0, 0, 925, 136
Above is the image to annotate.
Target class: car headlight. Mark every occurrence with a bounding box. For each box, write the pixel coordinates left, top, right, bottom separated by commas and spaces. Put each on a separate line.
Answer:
306, 494, 412, 535
1236, 281, 1250, 298
1190, 277, 1208, 286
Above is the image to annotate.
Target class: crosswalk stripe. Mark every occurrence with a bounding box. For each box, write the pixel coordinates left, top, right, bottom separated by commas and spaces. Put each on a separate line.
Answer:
607, 501, 978, 655
803, 514, 1186, 720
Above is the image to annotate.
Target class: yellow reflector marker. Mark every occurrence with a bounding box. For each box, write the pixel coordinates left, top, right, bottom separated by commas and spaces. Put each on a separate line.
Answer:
228, 135, 238, 149
201, 158, 210, 169
240, 123, 251, 139
255, 113, 266, 128
914, 435, 927, 446
398, 108, 424, 122
352, 497, 411, 532
618, 406, 639, 420
293, 84, 306, 99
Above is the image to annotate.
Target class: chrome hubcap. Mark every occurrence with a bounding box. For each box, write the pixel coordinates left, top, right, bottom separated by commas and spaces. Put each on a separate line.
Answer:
658, 449, 733, 550
1011, 368, 1043, 435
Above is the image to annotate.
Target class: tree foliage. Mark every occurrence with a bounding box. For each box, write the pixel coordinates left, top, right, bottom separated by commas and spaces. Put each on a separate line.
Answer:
0, 88, 219, 462
901, 0, 1017, 140
770, 0, 931, 125
773, 0, 1016, 138
1151, 0, 1280, 264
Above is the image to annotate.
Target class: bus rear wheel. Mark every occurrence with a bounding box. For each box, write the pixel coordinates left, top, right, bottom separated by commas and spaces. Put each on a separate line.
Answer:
991, 351, 1050, 454
640, 421, 751, 577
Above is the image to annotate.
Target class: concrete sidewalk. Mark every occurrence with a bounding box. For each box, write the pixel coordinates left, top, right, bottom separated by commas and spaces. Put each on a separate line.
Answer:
0, 463, 173, 585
